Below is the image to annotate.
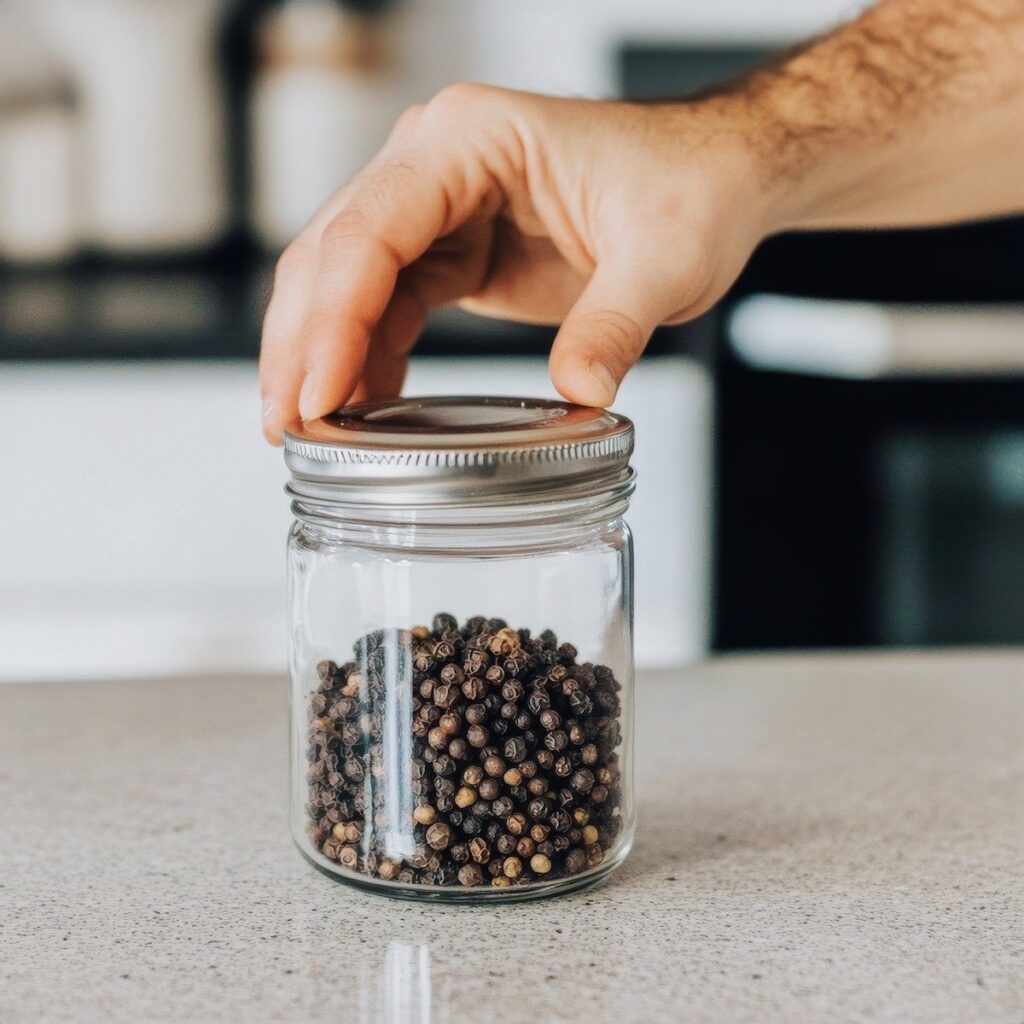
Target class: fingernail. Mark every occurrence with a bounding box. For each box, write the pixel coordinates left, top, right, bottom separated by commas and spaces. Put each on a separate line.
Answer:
298, 375, 317, 420
586, 359, 618, 406
262, 398, 276, 422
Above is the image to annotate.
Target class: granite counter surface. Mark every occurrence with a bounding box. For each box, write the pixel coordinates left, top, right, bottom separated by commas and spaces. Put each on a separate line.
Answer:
2, 650, 1022, 1023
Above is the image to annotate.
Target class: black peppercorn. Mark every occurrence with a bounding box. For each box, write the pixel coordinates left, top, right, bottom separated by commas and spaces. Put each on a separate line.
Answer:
495, 833, 517, 856
439, 663, 465, 686
538, 709, 562, 732
549, 809, 572, 833
466, 724, 489, 748
491, 796, 514, 818
478, 778, 501, 801
527, 797, 553, 822
506, 812, 528, 836
425, 823, 453, 850
564, 849, 587, 874
458, 863, 483, 887
526, 777, 547, 797
307, 615, 623, 889
527, 690, 551, 715
503, 737, 528, 763
544, 729, 568, 752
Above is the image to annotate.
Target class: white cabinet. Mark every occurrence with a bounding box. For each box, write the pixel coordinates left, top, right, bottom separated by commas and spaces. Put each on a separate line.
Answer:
0, 356, 709, 681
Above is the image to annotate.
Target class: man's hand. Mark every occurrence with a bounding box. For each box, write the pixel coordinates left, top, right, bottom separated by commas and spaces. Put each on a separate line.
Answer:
260, 0, 1024, 444
259, 89, 770, 442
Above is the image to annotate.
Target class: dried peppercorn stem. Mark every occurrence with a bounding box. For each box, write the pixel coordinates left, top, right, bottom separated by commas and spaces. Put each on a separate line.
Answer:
306, 613, 624, 889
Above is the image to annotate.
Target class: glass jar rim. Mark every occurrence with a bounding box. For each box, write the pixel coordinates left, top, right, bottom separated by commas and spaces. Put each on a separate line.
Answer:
283, 396, 634, 509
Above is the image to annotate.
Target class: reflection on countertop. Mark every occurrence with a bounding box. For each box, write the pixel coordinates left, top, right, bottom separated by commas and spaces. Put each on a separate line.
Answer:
2, 652, 1023, 1023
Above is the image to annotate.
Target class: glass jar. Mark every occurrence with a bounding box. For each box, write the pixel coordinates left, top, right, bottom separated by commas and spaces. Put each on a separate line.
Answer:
283, 396, 636, 901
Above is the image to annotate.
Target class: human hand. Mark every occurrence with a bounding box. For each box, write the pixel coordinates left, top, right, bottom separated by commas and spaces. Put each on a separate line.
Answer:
259, 84, 780, 443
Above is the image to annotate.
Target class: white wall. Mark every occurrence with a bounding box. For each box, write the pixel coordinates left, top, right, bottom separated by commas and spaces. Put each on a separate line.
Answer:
401, 0, 859, 99
0, 355, 709, 682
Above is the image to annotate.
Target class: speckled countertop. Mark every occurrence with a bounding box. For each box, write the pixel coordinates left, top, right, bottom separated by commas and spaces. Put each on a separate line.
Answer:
2, 651, 1022, 1023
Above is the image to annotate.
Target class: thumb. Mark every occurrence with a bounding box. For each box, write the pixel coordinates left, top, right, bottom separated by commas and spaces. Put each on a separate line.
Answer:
548, 264, 678, 407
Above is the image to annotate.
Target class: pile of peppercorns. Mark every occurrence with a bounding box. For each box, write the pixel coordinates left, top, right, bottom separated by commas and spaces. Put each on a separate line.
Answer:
306, 614, 623, 889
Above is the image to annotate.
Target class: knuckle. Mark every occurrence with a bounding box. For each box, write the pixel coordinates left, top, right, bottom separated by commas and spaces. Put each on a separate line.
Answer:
427, 81, 493, 120
391, 103, 426, 138
273, 242, 309, 283
581, 310, 646, 368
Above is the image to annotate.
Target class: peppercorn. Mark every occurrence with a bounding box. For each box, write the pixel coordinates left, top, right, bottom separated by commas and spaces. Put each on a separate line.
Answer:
466, 724, 489, 748
516, 837, 536, 858
462, 677, 487, 700
458, 864, 483, 887
491, 796, 514, 818
468, 837, 490, 864
495, 833, 517, 856
527, 691, 550, 715
538, 709, 562, 732
425, 823, 453, 850
307, 615, 623, 889
478, 778, 501, 801
506, 812, 528, 836
571, 769, 595, 795
527, 797, 553, 821
544, 729, 568, 752
502, 737, 527, 764
439, 712, 462, 735
503, 856, 524, 879
549, 809, 572, 833
529, 853, 552, 875
413, 805, 438, 826
501, 680, 524, 702
564, 849, 587, 874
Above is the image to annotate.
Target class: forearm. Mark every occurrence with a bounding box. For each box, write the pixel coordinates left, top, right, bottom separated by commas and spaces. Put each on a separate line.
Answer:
710, 0, 1024, 231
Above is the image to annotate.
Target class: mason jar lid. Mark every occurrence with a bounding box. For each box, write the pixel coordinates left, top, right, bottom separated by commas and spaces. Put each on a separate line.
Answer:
283, 396, 634, 507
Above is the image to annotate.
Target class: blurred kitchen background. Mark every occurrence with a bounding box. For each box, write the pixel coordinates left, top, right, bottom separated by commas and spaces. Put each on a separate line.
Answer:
2, 0, 1023, 683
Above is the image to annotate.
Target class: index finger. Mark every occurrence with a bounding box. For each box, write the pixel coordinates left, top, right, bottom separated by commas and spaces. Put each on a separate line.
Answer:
260, 88, 507, 439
